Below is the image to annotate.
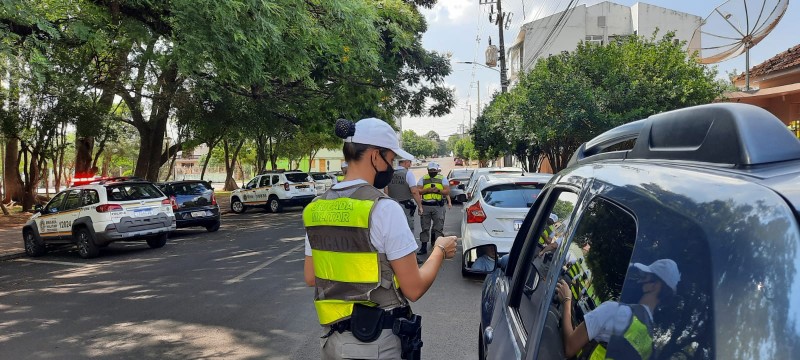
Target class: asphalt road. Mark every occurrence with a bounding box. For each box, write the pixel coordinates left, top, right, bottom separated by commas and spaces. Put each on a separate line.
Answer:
0, 199, 485, 359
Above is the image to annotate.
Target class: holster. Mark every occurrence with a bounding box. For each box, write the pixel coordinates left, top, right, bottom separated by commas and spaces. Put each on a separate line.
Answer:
393, 314, 423, 360
400, 200, 417, 216
350, 303, 386, 343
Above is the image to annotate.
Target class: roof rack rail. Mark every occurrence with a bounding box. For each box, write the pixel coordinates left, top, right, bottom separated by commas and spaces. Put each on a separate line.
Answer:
569, 103, 800, 167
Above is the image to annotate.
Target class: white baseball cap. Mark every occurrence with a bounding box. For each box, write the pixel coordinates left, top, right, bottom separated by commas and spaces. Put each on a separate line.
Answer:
348, 118, 414, 160
631, 259, 681, 292
427, 162, 441, 170
549, 213, 559, 223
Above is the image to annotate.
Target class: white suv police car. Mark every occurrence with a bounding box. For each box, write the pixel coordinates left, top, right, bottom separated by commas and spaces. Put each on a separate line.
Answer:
22, 178, 176, 259
229, 171, 317, 213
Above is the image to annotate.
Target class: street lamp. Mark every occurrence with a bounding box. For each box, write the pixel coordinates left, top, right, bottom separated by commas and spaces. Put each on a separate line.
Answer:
456, 61, 500, 73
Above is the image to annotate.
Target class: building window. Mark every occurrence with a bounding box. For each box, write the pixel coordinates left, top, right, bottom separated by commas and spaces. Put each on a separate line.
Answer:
585, 35, 603, 46
789, 120, 800, 139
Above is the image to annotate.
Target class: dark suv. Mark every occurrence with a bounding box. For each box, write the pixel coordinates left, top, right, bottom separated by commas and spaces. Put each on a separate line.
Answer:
475, 103, 800, 360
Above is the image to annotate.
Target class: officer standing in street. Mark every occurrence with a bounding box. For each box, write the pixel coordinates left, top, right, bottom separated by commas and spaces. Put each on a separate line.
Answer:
385, 157, 424, 232
303, 118, 458, 359
416, 162, 450, 256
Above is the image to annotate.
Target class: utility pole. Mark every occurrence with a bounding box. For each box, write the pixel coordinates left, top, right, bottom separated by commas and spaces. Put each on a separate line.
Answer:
482, 0, 511, 93
476, 80, 480, 125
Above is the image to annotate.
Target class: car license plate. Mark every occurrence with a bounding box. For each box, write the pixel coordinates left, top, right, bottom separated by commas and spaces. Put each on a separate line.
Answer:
514, 220, 523, 231
133, 208, 154, 217
191, 211, 208, 218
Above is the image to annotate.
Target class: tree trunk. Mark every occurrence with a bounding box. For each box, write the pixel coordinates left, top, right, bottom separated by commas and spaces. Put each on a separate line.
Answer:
223, 140, 244, 191
200, 138, 220, 180
3, 138, 24, 204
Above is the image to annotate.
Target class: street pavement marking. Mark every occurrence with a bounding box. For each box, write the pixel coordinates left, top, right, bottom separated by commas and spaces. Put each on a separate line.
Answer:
15, 258, 94, 267
225, 244, 304, 284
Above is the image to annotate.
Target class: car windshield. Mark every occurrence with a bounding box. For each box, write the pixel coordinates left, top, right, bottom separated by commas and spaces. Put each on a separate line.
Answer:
106, 183, 163, 201
310, 173, 329, 181
171, 182, 212, 195
481, 183, 543, 208
450, 170, 473, 179
285, 173, 310, 183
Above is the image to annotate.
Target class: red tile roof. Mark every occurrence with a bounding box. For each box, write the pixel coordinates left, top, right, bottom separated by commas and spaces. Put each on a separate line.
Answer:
734, 44, 800, 82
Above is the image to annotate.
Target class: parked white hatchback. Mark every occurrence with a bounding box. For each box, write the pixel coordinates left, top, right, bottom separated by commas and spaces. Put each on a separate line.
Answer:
456, 174, 552, 276
22, 178, 176, 259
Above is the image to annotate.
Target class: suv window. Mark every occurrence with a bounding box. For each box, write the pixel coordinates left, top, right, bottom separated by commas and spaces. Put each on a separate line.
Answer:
285, 173, 309, 183
246, 178, 258, 189
43, 191, 68, 214
311, 173, 329, 181
517, 190, 580, 334
106, 183, 162, 201
535, 197, 637, 359
271, 175, 280, 184
83, 190, 100, 206
259, 176, 270, 187
62, 190, 83, 211
481, 183, 543, 208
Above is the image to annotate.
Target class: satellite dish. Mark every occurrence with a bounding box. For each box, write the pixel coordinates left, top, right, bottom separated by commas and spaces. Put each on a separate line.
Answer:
690, 0, 789, 90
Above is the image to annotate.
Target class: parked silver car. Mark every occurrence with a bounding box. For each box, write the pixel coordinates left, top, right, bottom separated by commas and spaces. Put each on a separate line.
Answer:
446, 168, 474, 203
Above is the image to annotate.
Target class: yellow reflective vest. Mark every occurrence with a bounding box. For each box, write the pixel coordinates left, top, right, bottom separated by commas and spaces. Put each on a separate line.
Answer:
421, 174, 444, 202
303, 183, 406, 326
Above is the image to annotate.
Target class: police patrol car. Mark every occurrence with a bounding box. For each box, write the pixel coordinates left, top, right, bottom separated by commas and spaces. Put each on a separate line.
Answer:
229, 171, 317, 213
22, 178, 176, 259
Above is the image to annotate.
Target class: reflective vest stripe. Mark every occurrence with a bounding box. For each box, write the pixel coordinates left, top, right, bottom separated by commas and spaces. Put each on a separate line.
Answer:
422, 175, 444, 201
589, 345, 606, 360
623, 316, 653, 359
314, 299, 377, 326
337, 175, 344, 182
303, 198, 374, 228
311, 249, 380, 283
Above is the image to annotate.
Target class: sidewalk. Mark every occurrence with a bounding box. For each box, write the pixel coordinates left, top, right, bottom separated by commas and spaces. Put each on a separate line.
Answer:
0, 212, 27, 261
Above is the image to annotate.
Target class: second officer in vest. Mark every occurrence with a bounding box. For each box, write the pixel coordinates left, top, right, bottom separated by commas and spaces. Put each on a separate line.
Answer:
303, 118, 458, 359
385, 157, 423, 232
416, 162, 450, 255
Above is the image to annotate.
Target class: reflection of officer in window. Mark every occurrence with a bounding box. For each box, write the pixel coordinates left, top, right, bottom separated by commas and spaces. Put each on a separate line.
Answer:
556, 259, 681, 359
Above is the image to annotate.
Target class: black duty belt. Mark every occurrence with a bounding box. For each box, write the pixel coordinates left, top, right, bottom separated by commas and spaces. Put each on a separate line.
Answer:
422, 200, 444, 206
324, 306, 412, 337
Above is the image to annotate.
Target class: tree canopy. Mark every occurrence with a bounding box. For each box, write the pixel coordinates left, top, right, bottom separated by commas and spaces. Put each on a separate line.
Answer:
474, 33, 726, 173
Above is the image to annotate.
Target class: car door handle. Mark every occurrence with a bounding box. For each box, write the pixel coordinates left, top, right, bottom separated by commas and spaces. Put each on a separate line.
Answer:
484, 326, 494, 344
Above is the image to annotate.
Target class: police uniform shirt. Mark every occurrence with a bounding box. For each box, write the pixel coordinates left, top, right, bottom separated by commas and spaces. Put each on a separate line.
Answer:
395, 166, 417, 190
416, 176, 449, 189
304, 180, 418, 261
583, 301, 654, 343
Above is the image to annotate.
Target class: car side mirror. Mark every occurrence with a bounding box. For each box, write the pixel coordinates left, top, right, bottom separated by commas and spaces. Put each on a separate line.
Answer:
33, 204, 43, 213
462, 244, 498, 275
457, 184, 465, 190
455, 194, 468, 203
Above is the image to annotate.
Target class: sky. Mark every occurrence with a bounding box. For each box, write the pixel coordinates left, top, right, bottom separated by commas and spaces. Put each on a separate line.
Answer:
401, 0, 800, 139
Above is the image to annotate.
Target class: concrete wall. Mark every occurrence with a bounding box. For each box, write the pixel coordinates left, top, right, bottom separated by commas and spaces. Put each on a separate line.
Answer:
632, 3, 701, 52
519, 1, 701, 73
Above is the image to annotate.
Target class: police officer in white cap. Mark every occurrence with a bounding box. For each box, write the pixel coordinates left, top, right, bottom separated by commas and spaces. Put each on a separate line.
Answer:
332, 162, 348, 184
303, 118, 458, 359
416, 161, 449, 255
556, 259, 681, 360
385, 156, 424, 233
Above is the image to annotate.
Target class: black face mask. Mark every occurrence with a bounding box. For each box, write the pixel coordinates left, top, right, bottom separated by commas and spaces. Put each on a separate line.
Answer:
428, 171, 438, 177
372, 152, 394, 189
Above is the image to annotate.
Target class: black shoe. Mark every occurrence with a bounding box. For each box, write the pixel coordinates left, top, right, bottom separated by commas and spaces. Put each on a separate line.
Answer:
416, 243, 428, 255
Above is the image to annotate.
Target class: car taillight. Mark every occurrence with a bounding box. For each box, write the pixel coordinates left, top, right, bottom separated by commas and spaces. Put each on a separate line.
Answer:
96, 204, 123, 213
284, 182, 290, 191
210, 193, 217, 205
166, 197, 177, 210
466, 201, 487, 223
450, 180, 460, 186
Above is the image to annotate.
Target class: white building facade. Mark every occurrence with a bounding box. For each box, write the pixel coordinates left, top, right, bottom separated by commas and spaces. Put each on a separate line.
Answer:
508, 1, 702, 84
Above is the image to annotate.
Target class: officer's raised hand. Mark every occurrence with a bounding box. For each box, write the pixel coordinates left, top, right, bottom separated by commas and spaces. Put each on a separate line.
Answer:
434, 236, 458, 259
